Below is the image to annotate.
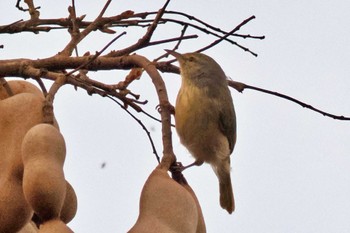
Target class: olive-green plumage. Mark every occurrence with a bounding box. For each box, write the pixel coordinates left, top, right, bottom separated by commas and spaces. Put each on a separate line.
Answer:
168, 50, 237, 214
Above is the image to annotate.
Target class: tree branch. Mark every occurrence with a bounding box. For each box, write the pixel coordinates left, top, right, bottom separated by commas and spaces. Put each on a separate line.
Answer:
59, 0, 113, 56
124, 54, 176, 169
228, 80, 350, 121
196, 15, 258, 56
106, 0, 172, 57
107, 96, 160, 164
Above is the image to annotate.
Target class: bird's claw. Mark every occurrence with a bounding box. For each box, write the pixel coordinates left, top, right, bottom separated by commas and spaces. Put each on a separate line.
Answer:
170, 162, 185, 173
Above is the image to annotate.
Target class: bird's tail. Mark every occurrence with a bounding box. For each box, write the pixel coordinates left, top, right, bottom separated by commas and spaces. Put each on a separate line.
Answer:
213, 162, 235, 214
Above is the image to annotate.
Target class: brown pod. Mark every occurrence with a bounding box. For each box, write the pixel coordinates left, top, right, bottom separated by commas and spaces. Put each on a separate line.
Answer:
176, 175, 206, 233
22, 123, 67, 222
38, 219, 73, 233
17, 220, 39, 233
0, 80, 44, 99
0, 176, 33, 233
128, 165, 199, 233
60, 180, 78, 224
0, 83, 45, 233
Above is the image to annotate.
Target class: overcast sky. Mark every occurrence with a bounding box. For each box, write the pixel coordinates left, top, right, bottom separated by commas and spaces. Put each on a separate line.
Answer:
1, 1, 350, 232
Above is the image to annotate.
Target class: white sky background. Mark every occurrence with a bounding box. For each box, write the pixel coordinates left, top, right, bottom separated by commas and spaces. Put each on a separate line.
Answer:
1, 1, 350, 232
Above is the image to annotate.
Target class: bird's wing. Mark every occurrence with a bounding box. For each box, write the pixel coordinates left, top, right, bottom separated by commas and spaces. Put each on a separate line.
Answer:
218, 99, 237, 154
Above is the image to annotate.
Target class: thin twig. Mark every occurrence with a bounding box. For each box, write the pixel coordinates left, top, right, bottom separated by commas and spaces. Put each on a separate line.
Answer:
60, 0, 113, 56
0, 77, 14, 96
69, 0, 80, 56
66, 31, 127, 76
14, 65, 144, 113
196, 15, 258, 56
164, 10, 265, 40
75, 74, 148, 105
16, 0, 40, 12
23, 0, 40, 20
148, 34, 198, 47
124, 17, 261, 54
153, 25, 189, 62
173, 25, 189, 51
107, 0, 170, 57
228, 80, 350, 121
133, 11, 264, 40
33, 77, 47, 95
140, 109, 174, 126
107, 95, 160, 164
16, 0, 26, 11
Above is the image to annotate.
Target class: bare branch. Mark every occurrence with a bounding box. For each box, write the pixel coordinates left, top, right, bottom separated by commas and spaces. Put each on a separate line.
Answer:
153, 63, 350, 121
66, 31, 127, 76
43, 74, 67, 124
107, 96, 160, 164
164, 10, 265, 40
8, 64, 144, 112
114, 68, 143, 91
107, 0, 171, 57
68, 0, 80, 56
60, 0, 114, 56
23, 0, 40, 20
16, 0, 40, 13
153, 25, 189, 62
124, 54, 176, 169
228, 80, 350, 121
33, 77, 47, 95
196, 15, 258, 56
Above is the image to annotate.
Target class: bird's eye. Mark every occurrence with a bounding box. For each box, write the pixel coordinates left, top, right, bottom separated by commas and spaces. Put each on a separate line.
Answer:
188, 56, 195, 62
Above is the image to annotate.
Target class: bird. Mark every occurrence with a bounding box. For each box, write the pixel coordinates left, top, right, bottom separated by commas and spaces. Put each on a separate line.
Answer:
166, 50, 237, 214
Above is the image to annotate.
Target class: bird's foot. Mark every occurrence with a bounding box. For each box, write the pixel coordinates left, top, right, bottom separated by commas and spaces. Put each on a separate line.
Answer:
170, 160, 204, 173
170, 162, 186, 173
156, 101, 175, 115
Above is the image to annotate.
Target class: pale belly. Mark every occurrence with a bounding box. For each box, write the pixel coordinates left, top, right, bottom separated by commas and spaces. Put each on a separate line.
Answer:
175, 85, 229, 163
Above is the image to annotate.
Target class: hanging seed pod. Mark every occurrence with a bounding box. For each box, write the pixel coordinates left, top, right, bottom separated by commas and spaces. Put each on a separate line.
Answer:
22, 123, 67, 222
0, 82, 45, 233
128, 166, 203, 233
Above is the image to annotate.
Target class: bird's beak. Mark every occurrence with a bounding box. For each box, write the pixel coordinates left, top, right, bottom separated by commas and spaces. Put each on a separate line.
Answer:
165, 49, 183, 60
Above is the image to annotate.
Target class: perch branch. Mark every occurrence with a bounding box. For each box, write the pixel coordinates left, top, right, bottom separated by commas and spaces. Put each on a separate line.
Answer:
125, 54, 176, 169
154, 64, 350, 121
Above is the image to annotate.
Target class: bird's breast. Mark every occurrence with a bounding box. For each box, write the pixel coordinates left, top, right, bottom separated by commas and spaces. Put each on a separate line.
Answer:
175, 84, 225, 161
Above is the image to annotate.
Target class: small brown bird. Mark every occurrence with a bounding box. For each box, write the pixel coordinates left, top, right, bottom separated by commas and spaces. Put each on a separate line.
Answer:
167, 50, 237, 214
